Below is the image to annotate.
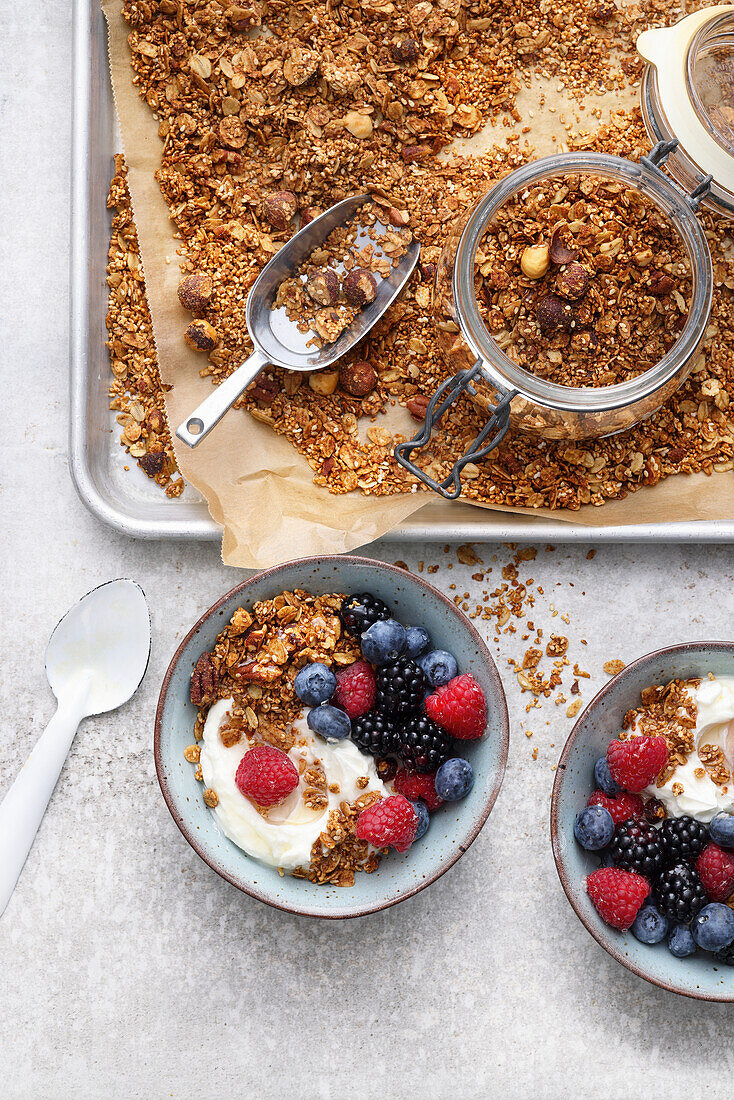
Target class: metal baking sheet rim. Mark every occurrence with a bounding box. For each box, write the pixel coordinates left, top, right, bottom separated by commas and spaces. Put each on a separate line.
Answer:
68, 0, 734, 546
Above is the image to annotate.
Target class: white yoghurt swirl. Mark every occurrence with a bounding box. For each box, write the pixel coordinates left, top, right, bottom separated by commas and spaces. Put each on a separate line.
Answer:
644, 675, 734, 822
199, 698, 389, 869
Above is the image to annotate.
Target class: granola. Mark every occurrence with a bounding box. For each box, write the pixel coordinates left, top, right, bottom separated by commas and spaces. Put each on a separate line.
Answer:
474, 176, 692, 387
109, 1, 734, 513
187, 588, 387, 884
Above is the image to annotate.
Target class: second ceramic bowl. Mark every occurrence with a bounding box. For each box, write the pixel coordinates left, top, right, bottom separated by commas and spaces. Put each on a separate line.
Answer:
551, 640, 734, 1001
155, 555, 509, 919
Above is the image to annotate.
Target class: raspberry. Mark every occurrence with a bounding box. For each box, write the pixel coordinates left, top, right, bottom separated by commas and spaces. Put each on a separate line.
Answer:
587, 790, 645, 825
586, 867, 650, 930
424, 673, 486, 740
333, 660, 376, 719
355, 795, 418, 852
696, 843, 734, 902
606, 735, 668, 792
393, 768, 444, 812
235, 746, 299, 807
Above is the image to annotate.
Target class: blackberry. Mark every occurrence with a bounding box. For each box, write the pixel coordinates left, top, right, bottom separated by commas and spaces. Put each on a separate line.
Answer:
609, 818, 665, 879
339, 593, 390, 637
396, 714, 453, 774
375, 656, 427, 715
656, 863, 708, 923
660, 816, 709, 866
351, 711, 398, 757
713, 940, 734, 966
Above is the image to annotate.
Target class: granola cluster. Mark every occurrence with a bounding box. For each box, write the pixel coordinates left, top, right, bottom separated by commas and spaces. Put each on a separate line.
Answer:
109, 0, 734, 513
106, 158, 183, 492
273, 202, 411, 348
474, 176, 692, 388
186, 587, 385, 884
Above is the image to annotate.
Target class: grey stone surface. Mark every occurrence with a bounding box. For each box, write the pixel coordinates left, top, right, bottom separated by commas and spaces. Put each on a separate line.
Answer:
2, 5, 734, 1099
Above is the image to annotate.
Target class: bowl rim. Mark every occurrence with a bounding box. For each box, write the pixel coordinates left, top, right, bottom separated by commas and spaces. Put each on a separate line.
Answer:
550, 639, 734, 1002
154, 554, 510, 919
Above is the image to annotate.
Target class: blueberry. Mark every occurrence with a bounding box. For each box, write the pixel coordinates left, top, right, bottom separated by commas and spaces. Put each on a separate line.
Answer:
594, 757, 621, 798
631, 903, 669, 945
419, 649, 458, 687
691, 903, 734, 952
573, 805, 614, 851
307, 705, 351, 742
709, 812, 734, 849
294, 662, 336, 706
411, 799, 430, 840
668, 923, 697, 959
361, 619, 406, 665
435, 758, 474, 801
405, 626, 431, 659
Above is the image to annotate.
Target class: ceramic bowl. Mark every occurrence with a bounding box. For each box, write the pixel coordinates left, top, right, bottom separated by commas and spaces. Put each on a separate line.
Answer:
155, 555, 509, 919
551, 640, 734, 1001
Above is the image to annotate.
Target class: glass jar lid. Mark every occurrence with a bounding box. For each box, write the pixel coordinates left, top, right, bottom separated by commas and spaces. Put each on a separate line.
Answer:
638, 7, 734, 217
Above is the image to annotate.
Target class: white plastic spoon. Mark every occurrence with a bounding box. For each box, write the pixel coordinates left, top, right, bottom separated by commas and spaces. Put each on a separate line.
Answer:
0, 579, 151, 918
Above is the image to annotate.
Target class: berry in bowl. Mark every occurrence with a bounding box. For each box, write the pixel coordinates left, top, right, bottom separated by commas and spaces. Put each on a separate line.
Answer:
155, 556, 509, 918
552, 642, 734, 1000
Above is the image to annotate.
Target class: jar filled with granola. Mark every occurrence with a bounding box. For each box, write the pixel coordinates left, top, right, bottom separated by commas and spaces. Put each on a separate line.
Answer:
395, 151, 714, 500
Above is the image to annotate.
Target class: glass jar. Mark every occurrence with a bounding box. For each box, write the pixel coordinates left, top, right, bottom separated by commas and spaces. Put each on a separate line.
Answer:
639, 6, 734, 219
394, 150, 713, 500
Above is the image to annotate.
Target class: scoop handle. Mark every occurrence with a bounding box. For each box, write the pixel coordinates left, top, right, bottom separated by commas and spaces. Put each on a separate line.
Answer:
0, 685, 89, 918
175, 349, 269, 448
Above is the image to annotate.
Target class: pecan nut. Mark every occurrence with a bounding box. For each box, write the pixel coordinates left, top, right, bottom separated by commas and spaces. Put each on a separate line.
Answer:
234, 660, 282, 682
190, 653, 219, 706
407, 394, 430, 421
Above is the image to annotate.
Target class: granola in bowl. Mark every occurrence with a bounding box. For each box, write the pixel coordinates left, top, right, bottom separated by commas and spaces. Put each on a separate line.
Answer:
186, 584, 489, 886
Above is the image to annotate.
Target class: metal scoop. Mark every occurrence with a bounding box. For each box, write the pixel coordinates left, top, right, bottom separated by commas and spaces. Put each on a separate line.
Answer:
176, 194, 420, 448
0, 580, 151, 918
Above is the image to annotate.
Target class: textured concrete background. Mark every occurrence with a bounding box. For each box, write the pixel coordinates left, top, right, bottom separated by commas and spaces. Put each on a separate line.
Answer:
2, 5, 734, 1099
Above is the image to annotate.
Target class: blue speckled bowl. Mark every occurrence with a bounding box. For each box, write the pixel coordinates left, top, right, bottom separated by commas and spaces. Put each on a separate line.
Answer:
551, 641, 734, 1001
155, 555, 509, 918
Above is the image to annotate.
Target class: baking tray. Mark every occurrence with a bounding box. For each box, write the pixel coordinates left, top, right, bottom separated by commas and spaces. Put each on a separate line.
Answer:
69, 0, 734, 543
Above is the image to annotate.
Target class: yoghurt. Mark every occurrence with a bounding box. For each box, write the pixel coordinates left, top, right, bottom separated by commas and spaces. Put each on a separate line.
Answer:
644, 676, 734, 822
199, 698, 389, 869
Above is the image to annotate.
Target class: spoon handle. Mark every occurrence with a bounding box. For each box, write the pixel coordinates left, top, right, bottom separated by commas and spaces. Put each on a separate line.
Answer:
0, 687, 89, 918
175, 348, 270, 448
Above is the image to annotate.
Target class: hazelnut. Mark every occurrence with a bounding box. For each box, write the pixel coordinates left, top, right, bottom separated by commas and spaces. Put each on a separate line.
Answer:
177, 272, 213, 313
388, 207, 410, 228
401, 144, 431, 163
407, 394, 430, 421
343, 268, 378, 306
555, 262, 590, 300
535, 294, 575, 336
184, 319, 219, 351
305, 268, 340, 307
339, 359, 377, 397
145, 408, 167, 434
308, 369, 340, 395
520, 244, 550, 280
263, 190, 298, 230
391, 38, 420, 63
300, 206, 322, 226
549, 224, 576, 265
138, 450, 166, 477
343, 111, 373, 140
648, 272, 675, 298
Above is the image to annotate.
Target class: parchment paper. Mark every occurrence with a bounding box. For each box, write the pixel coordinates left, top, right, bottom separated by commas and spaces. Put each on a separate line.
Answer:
102, 0, 734, 566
